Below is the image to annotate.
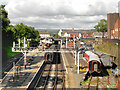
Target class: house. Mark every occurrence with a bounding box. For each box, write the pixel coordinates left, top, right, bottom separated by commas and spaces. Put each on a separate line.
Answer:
93, 32, 108, 38
58, 28, 83, 39
39, 32, 50, 38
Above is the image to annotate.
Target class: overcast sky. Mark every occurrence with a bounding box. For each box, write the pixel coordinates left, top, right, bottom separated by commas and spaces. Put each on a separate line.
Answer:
0, 0, 119, 29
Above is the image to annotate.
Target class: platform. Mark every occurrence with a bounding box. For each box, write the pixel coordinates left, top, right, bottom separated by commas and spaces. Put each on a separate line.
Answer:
1, 52, 45, 89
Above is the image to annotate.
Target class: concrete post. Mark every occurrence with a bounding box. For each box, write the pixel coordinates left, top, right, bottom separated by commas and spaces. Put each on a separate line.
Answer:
24, 51, 27, 69
13, 42, 15, 47
77, 51, 80, 74
19, 39, 20, 48
24, 37, 25, 48
75, 51, 76, 66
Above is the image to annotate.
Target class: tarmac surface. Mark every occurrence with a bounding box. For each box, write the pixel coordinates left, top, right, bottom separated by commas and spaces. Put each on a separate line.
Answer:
1, 51, 45, 89
62, 48, 88, 88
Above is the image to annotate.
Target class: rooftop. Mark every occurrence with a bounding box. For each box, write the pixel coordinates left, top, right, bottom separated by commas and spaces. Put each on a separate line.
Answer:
39, 32, 50, 34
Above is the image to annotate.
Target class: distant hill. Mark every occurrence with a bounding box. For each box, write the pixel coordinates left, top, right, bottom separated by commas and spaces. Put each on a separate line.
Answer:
36, 28, 96, 34
36, 29, 59, 33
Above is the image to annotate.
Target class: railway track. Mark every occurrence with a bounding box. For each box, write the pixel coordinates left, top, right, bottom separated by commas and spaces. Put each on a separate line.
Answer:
27, 45, 65, 90
87, 76, 99, 89
87, 76, 111, 89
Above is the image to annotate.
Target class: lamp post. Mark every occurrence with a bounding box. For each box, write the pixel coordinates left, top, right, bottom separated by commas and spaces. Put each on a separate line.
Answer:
77, 51, 80, 74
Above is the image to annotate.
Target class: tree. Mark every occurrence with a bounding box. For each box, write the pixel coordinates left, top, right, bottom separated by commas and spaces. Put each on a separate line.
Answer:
55, 33, 58, 38
1, 5, 40, 42
1, 5, 10, 31
94, 19, 107, 38
1, 5, 13, 45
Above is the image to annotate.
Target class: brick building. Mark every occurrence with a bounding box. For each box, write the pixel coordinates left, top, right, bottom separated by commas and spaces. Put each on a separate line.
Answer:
113, 17, 120, 39
107, 13, 119, 39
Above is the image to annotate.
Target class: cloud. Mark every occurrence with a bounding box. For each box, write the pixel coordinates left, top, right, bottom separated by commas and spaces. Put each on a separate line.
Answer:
0, 0, 119, 29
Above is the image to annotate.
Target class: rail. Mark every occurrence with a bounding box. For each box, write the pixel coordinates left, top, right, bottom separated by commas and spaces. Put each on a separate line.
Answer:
42, 63, 52, 89
26, 61, 46, 89
53, 52, 58, 90
87, 76, 109, 89
27, 45, 65, 89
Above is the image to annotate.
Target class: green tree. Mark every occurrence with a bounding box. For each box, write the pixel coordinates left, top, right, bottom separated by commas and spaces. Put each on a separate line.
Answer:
1, 5, 10, 31
94, 19, 107, 38
55, 33, 58, 38
10, 23, 40, 41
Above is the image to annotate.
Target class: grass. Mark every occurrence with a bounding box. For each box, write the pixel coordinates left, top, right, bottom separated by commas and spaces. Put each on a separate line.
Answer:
95, 41, 119, 58
3, 45, 20, 58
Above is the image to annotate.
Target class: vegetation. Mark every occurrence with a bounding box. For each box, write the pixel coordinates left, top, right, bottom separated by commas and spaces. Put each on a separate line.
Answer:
6, 23, 40, 42
3, 46, 19, 58
1, 5, 40, 59
55, 33, 58, 38
95, 41, 119, 65
81, 39, 84, 42
1, 5, 10, 31
94, 19, 107, 38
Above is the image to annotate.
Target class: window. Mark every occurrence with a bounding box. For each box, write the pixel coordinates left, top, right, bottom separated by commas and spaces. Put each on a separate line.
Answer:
93, 62, 98, 72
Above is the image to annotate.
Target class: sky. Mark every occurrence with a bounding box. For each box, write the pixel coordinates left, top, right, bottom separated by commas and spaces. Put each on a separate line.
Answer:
0, 0, 120, 29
